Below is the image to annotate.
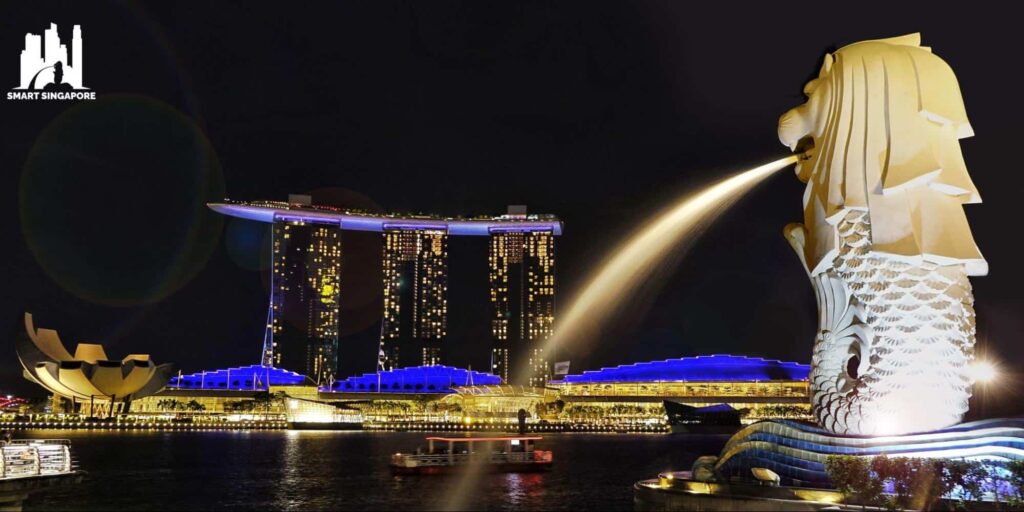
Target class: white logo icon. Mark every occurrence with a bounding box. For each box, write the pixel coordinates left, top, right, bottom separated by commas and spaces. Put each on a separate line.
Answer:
8, 23, 94, 100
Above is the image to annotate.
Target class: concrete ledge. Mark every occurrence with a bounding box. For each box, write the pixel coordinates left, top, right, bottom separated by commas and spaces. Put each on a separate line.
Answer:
0, 471, 84, 510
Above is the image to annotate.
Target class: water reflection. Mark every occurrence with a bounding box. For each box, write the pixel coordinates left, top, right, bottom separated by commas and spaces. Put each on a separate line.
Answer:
503, 473, 546, 507
272, 430, 305, 509
21, 430, 728, 511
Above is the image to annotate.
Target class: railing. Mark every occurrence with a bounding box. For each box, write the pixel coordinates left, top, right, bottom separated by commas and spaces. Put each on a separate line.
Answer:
392, 450, 551, 468
0, 440, 75, 479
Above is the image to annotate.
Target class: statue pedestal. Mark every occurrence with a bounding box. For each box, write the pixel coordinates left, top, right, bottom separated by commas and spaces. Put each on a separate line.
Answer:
706, 418, 1024, 488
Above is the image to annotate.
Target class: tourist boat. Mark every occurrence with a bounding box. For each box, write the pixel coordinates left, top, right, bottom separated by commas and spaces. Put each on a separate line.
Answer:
0, 438, 83, 509
390, 435, 552, 475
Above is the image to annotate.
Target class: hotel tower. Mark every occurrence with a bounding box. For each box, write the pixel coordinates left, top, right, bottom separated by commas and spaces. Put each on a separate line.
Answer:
378, 229, 449, 370
489, 206, 556, 387
266, 196, 342, 385
209, 197, 561, 382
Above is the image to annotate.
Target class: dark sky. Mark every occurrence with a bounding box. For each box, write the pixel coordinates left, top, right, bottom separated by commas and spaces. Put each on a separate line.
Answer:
2, 2, 1022, 416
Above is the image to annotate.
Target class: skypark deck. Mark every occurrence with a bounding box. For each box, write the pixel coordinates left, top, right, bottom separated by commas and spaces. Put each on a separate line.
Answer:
208, 200, 563, 236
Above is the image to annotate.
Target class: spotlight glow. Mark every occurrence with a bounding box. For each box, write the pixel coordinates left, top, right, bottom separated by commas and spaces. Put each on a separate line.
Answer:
527, 156, 797, 382
969, 360, 999, 384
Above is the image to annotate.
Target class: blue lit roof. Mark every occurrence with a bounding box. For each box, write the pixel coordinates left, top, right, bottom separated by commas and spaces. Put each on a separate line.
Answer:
168, 365, 312, 391
556, 355, 809, 383
327, 365, 501, 393
209, 202, 563, 236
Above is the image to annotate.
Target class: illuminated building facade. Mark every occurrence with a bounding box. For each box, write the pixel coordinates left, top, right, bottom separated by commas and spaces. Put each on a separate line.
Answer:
135, 365, 350, 423
312, 355, 810, 429
550, 355, 812, 423
489, 207, 556, 386
268, 210, 342, 386
379, 229, 448, 370
209, 198, 562, 374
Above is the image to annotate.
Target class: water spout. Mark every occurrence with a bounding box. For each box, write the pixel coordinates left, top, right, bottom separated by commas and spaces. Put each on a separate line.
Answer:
527, 155, 798, 381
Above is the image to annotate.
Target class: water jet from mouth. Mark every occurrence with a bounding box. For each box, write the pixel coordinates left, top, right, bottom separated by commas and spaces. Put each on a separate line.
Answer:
522, 155, 798, 384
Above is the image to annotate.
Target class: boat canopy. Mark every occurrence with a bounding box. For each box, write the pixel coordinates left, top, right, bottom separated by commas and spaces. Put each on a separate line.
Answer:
424, 436, 542, 443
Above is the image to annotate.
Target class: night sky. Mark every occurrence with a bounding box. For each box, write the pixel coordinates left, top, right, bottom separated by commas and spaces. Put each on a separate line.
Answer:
2, 2, 1022, 416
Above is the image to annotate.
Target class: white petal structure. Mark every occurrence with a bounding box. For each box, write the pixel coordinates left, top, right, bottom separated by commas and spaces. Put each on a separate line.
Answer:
779, 34, 983, 436
17, 313, 173, 403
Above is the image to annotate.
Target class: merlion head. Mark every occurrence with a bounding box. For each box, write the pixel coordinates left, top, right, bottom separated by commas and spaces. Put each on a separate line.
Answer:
779, 33, 984, 277
780, 34, 986, 436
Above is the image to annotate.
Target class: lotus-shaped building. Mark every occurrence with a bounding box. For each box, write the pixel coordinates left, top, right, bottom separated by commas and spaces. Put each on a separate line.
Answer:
17, 313, 173, 413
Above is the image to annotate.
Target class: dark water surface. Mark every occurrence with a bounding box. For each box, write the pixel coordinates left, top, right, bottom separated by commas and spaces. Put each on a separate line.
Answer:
21, 430, 728, 511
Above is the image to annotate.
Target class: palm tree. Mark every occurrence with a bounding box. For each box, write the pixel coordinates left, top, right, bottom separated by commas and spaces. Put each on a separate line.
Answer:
251, 391, 286, 419
272, 391, 287, 409
158, 399, 184, 412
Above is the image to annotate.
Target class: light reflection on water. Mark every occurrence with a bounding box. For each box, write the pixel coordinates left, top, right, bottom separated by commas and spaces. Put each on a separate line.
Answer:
504, 472, 546, 507
274, 430, 305, 510
21, 430, 728, 511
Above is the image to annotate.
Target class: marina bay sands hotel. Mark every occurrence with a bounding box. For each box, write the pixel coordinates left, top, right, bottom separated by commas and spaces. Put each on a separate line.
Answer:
209, 196, 561, 388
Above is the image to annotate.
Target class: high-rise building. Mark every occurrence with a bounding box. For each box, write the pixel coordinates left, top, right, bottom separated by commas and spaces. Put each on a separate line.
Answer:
489, 208, 556, 387
523, 231, 556, 387
210, 198, 561, 382
267, 210, 341, 386
378, 229, 448, 370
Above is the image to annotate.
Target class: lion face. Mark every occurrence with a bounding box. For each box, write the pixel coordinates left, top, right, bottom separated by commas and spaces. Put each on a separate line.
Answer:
778, 54, 833, 183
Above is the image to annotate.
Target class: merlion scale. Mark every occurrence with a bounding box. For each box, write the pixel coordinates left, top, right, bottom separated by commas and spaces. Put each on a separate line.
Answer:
778, 34, 986, 436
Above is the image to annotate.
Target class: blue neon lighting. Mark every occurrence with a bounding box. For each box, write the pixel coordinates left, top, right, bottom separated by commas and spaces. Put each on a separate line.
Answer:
327, 365, 501, 393
208, 202, 563, 236
556, 355, 809, 383
168, 365, 311, 391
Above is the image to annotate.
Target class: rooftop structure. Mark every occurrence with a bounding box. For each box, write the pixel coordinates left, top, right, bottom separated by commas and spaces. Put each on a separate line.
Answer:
452, 385, 548, 398
167, 365, 312, 391
209, 200, 563, 236
555, 355, 810, 384
326, 365, 501, 393
424, 435, 542, 443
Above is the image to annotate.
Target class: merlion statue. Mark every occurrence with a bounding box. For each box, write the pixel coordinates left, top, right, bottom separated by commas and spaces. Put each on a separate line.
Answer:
778, 34, 986, 436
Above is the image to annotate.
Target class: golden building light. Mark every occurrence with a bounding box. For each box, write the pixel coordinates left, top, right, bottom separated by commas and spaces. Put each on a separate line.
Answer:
488, 206, 556, 386
379, 229, 449, 370
268, 213, 341, 386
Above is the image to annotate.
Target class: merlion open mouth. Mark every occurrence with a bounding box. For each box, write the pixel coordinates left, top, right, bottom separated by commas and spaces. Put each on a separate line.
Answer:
795, 136, 815, 161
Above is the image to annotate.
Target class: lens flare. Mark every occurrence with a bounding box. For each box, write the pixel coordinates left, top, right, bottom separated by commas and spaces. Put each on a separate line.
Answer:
968, 360, 999, 384
19, 95, 224, 307
524, 156, 798, 383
